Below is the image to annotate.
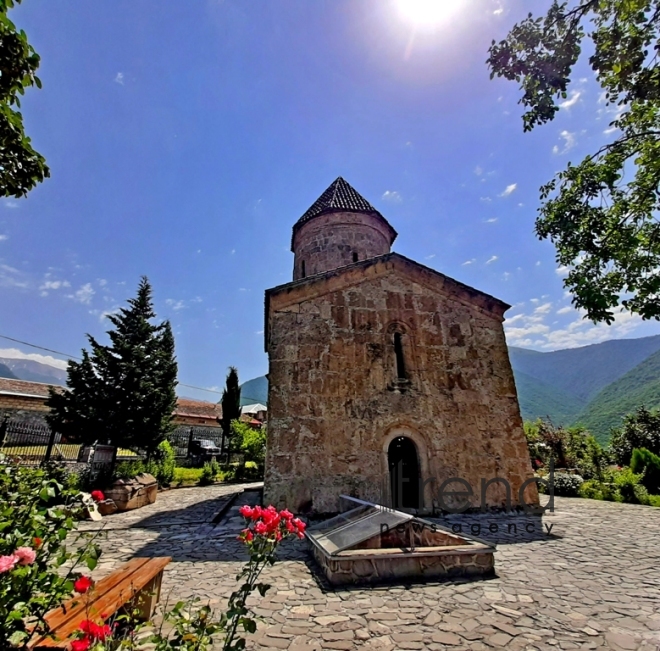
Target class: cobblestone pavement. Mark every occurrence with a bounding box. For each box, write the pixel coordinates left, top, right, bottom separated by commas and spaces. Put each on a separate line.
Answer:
79, 485, 660, 651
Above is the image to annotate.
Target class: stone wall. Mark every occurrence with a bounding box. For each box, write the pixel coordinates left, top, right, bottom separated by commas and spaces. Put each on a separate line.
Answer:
0, 395, 50, 427
264, 254, 537, 514
292, 211, 393, 280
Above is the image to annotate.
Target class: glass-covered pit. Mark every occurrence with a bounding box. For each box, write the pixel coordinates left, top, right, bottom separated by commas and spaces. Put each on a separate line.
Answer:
305, 496, 495, 586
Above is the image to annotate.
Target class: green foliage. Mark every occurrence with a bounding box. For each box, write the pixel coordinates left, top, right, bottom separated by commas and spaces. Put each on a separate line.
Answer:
489, 0, 660, 322
0, 453, 100, 648
47, 277, 178, 459
524, 419, 606, 479
576, 349, 660, 442
153, 440, 176, 486
579, 478, 608, 500
199, 459, 220, 486
231, 420, 266, 468
609, 405, 660, 465
0, 0, 50, 198
631, 447, 660, 493
551, 472, 584, 496
580, 466, 653, 504
114, 460, 145, 481
173, 466, 203, 486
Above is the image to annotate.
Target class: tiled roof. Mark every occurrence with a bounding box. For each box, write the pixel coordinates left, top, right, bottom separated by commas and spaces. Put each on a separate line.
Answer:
174, 398, 222, 421
295, 177, 380, 227
0, 378, 61, 399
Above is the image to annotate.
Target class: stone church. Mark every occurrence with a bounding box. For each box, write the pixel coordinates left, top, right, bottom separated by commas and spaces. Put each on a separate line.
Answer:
263, 178, 537, 514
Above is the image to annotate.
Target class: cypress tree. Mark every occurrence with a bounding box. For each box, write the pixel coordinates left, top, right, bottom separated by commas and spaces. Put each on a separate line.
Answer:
47, 277, 178, 458
220, 366, 241, 456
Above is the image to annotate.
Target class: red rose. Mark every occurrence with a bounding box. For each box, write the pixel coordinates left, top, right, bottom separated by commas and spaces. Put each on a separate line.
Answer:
239, 505, 253, 518
280, 509, 294, 520
74, 576, 94, 594
33, 537, 42, 548
90, 490, 104, 503
70, 638, 91, 651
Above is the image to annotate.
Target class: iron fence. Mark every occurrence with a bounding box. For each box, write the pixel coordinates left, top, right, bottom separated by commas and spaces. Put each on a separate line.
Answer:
0, 419, 63, 464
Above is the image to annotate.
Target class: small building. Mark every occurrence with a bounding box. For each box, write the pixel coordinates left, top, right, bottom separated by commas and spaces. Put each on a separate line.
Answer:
240, 403, 267, 424
0, 378, 62, 427
173, 399, 222, 428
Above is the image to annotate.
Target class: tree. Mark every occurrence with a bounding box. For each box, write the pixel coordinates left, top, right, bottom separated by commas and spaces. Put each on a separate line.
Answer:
488, 0, 660, 323
0, 0, 49, 197
46, 277, 178, 459
220, 367, 241, 456
609, 405, 660, 464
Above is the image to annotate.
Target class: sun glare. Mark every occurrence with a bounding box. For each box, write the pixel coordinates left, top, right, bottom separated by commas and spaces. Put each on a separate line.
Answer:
396, 0, 465, 28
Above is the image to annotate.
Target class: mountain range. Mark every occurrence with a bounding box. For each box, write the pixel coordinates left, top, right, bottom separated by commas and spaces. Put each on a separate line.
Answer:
6, 334, 660, 445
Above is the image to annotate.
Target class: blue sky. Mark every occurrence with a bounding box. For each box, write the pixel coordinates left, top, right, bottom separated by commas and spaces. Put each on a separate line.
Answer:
1, 0, 658, 401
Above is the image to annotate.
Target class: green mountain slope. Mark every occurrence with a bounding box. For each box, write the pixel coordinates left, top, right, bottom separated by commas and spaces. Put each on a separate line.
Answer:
514, 371, 586, 425
575, 349, 660, 444
240, 376, 268, 407
509, 335, 660, 403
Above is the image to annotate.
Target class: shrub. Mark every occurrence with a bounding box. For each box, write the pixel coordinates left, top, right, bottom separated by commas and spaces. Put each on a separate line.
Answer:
609, 406, 660, 466
550, 472, 584, 497
200, 459, 220, 486
114, 460, 145, 481
609, 466, 648, 504
153, 440, 176, 486
579, 479, 606, 500
523, 419, 605, 479
232, 420, 266, 468
630, 447, 660, 494
0, 453, 100, 648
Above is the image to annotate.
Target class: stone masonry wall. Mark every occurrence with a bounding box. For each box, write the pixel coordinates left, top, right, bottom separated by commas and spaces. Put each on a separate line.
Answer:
265, 259, 537, 514
292, 212, 393, 280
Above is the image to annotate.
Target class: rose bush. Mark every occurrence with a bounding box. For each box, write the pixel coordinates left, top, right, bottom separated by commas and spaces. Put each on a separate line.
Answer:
0, 453, 101, 648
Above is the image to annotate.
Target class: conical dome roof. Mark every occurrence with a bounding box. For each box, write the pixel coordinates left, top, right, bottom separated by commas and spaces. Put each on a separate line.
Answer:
292, 177, 397, 249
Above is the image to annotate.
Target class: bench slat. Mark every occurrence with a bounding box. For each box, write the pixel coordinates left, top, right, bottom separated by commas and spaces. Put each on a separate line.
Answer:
29, 557, 171, 649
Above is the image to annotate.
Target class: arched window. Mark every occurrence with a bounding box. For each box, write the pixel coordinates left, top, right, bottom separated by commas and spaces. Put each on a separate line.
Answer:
301, 260, 306, 278
393, 332, 406, 379
352, 251, 358, 263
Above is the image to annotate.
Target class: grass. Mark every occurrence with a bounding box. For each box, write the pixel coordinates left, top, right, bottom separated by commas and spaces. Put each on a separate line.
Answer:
0, 444, 137, 460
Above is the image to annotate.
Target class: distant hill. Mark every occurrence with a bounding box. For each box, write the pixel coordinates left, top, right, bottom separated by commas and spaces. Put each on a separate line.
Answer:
0, 363, 18, 380
575, 348, 660, 444
508, 335, 660, 403
514, 371, 585, 425
0, 357, 67, 386
240, 375, 268, 406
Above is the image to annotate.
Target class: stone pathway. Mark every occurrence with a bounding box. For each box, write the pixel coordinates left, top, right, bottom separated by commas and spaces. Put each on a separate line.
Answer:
79, 485, 660, 651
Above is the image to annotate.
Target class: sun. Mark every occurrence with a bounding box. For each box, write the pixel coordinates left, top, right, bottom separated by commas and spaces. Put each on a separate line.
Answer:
395, 0, 465, 28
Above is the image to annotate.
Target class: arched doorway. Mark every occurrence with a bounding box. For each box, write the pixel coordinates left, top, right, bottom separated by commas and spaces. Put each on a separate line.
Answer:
388, 436, 420, 510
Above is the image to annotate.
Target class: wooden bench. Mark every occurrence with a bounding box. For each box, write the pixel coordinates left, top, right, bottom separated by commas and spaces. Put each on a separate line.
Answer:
28, 556, 171, 649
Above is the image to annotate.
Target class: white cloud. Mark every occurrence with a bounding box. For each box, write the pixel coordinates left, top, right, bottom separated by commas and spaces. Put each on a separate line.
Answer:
553, 130, 576, 155
69, 283, 95, 304
493, 6, 503, 15
114, 72, 124, 85
462, 259, 476, 266
0, 347, 69, 370
0, 235, 7, 241
559, 91, 581, 109
486, 255, 498, 265
480, 196, 492, 203
555, 265, 570, 277
0, 264, 28, 289
505, 301, 645, 350
500, 183, 517, 197
165, 298, 186, 311
382, 190, 402, 203
4, 201, 18, 209
425, 254, 436, 260
40, 280, 70, 292
535, 261, 541, 266
98, 278, 107, 287
99, 308, 120, 323
533, 302, 553, 315
485, 218, 498, 223
474, 166, 483, 176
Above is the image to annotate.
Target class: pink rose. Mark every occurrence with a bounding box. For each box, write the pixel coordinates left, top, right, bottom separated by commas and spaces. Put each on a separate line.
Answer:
14, 547, 37, 565
0, 554, 18, 573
